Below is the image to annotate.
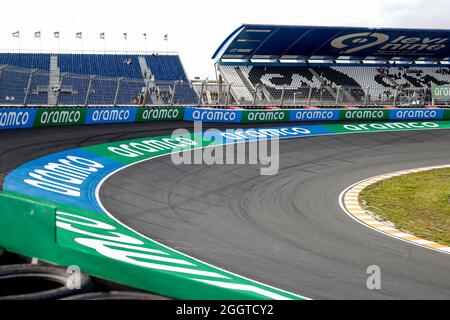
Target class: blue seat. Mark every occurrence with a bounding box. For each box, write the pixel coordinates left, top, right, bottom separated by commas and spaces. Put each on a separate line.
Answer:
0, 52, 195, 105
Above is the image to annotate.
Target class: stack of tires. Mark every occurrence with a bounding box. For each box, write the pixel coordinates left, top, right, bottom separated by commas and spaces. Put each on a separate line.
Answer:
0, 247, 169, 300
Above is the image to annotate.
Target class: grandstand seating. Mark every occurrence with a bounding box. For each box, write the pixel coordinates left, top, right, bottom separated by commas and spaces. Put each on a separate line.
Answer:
0, 52, 196, 105
0, 53, 50, 70
0, 54, 51, 105
146, 54, 197, 104
57, 54, 142, 79
218, 65, 450, 105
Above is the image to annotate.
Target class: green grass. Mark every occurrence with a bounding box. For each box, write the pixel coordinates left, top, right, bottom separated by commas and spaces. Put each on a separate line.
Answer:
360, 168, 450, 246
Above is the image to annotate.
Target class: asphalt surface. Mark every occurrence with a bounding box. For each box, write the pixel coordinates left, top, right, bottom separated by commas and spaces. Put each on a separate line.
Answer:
1, 122, 450, 299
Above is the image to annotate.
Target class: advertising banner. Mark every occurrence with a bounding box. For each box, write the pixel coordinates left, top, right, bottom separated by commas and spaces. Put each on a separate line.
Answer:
0, 108, 36, 130
3, 148, 123, 212
242, 110, 290, 123
86, 107, 137, 124
184, 107, 242, 123
34, 108, 87, 127
389, 108, 444, 120
136, 107, 184, 122
432, 85, 450, 101
339, 109, 389, 121
289, 109, 340, 122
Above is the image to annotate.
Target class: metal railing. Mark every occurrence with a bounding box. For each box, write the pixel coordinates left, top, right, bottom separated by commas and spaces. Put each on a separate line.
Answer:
190, 82, 436, 107
0, 65, 442, 107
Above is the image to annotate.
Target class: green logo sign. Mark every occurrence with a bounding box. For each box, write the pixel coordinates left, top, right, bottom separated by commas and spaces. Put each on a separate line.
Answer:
136, 107, 184, 122
242, 110, 290, 123
34, 108, 87, 127
432, 85, 450, 101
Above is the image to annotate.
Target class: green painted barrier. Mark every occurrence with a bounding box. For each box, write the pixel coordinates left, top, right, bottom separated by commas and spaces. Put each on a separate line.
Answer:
136, 106, 184, 122
0, 191, 303, 300
242, 110, 290, 123
34, 108, 87, 127
443, 109, 450, 120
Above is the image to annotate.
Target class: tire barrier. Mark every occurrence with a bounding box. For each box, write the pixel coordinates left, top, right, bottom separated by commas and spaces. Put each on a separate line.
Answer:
0, 264, 92, 300
62, 291, 171, 300
0, 249, 33, 266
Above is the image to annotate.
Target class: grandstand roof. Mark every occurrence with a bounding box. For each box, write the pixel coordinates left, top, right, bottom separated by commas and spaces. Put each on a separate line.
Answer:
213, 24, 450, 64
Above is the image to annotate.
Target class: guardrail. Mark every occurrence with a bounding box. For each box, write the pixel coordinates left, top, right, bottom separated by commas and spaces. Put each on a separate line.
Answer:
0, 106, 449, 130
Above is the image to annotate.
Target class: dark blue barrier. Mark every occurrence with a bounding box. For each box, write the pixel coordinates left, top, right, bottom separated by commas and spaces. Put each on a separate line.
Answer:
0, 108, 36, 130
389, 108, 444, 120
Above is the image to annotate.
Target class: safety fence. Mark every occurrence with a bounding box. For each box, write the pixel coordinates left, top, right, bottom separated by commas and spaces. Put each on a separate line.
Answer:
0, 65, 445, 107
1, 106, 450, 130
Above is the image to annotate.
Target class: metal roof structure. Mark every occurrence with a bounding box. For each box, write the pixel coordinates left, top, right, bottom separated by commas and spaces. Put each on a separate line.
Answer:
213, 24, 450, 64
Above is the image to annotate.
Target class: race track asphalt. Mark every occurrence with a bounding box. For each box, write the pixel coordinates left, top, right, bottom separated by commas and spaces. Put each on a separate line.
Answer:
1, 121, 449, 299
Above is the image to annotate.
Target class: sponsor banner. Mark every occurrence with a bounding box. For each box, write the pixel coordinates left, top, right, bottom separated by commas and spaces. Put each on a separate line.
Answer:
339, 109, 389, 121
432, 84, 450, 101
184, 107, 242, 123
207, 125, 333, 145
389, 108, 444, 120
289, 109, 340, 122
86, 107, 137, 124
136, 107, 184, 122
0, 108, 36, 130
84, 133, 212, 165
242, 110, 290, 123
326, 121, 450, 133
34, 108, 87, 127
3, 148, 123, 212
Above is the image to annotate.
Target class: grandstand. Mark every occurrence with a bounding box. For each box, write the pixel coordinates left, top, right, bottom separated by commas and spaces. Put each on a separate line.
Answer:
214, 25, 450, 107
0, 52, 198, 106
1, 25, 450, 108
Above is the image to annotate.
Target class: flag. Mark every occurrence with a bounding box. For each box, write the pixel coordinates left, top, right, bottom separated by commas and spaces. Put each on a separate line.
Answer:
100, 32, 105, 40
34, 31, 41, 38
123, 33, 128, 40
12, 31, 19, 38
143, 33, 147, 40
76, 32, 82, 39
164, 34, 168, 41
54, 31, 60, 39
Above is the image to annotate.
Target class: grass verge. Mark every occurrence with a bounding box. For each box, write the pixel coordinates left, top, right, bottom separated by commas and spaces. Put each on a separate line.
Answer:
360, 168, 450, 246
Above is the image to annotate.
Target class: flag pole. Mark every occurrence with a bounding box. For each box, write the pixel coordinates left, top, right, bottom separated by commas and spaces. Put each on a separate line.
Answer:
144, 34, 147, 53
165, 34, 169, 55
